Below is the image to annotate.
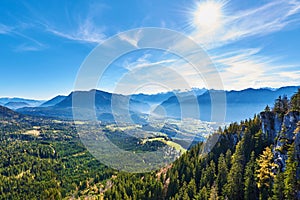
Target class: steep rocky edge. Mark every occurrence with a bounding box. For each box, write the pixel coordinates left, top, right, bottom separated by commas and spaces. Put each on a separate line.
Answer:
261, 110, 300, 179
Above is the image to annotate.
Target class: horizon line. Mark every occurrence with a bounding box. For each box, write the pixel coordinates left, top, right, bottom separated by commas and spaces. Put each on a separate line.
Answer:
0, 85, 299, 100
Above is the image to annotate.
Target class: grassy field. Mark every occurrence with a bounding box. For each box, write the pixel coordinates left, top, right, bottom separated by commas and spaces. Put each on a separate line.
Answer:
145, 137, 187, 153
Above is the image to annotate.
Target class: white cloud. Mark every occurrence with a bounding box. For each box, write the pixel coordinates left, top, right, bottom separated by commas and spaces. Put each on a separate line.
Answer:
182, 0, 300, 90
211, 48, 300, 90
114, 64, 204, 95
118, 29, 143, 48
124, 58, 177, 71
110, 49, 221, 94
278, 71, 300, 80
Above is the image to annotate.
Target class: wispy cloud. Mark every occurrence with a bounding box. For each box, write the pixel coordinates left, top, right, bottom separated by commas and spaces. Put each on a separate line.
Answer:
0, 23, 12, 34
39, 2, 107, 44
111, 48, 218, 94
45, 19, 106, 44
212, 47, 300, 89
221, 0, 300, 41
99, 0, 300, 93
118, 29, 143, 48
183, 0, 300, 89
124, 54, 176, 71
278, 70, 300, 80
191, 0, 300, 49
0, 23, 45, 51
14, 43, 44, 52
117, 46, 300, 93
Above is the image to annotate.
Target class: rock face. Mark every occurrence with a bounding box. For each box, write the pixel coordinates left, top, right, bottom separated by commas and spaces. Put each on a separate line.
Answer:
260, 111, 281, 141
295, 130, 300, 178
283, 111, 300, 140
260, 111, 300, 174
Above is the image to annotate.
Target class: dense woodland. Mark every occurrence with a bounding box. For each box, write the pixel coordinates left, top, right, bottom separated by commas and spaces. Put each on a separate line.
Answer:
0, 119, 116, 199
0, 89, 299, 199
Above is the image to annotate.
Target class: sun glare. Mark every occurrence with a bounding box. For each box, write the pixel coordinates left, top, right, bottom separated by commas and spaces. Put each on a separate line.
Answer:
192, 1, 225, 31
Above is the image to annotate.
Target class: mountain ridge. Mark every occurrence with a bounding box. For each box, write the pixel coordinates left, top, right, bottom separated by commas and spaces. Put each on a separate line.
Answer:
40, 95, 67, 107
16, 86, 300, 122
159, 86, 300, 122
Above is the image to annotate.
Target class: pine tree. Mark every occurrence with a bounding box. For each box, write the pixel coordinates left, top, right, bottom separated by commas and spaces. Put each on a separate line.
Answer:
187, 179, 197, 198
166, 171, 179, 198
284, 143, 298, 200
272, 95, 289, 116
242, 129, 254, 163
209, 182, 219, 200
207, 160, 216, 186
216, 154, 228, 194
225, 149, 232, 169
254, 130, 265, 159
224, 141, 244, 200
256, 147, 277, 200
182, 190, 190, 200
272, 172, 285, 200
200, 160, 216, 188
198, 186, 208, 200
244, 151, 258, 200
264, 105, 270, 112
273, 95, 285, 114
177, 181, 187, 199
290, 88, 300, 111
282, 95, 289, 113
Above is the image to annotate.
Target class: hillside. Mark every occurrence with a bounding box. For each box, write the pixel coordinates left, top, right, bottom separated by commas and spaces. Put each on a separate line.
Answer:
0, 105, 21, 119
101, 89, 300, 200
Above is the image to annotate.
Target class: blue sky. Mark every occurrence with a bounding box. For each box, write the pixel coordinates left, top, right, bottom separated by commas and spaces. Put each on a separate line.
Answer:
1, 0, 300, 99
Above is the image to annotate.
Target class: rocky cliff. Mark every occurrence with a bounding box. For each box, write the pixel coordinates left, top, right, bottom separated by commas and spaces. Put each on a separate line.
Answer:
261, 110, 300, 177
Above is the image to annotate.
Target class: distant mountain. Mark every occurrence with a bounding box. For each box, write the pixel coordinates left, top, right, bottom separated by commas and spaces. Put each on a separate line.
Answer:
55, 89, 149, 113
0, 97, 44, 108
175, 88, 207, 98
17, 86, 300, 123
4, 102, 30, 110
131, 92, 176, 105
159, 86, 300, 122
40, 95, 66, 107
131, 88, 207, 105
18, 90, 149, 122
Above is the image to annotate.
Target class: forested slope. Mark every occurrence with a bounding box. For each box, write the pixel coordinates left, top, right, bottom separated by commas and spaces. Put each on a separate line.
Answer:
104, 89, 300, 200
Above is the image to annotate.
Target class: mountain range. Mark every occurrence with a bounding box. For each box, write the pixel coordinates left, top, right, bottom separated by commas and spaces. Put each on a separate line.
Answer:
15, 86, 299, 122
160, 86, 299, 122
0, 97, 44, 110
